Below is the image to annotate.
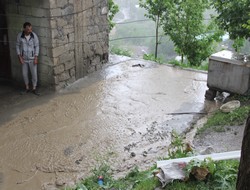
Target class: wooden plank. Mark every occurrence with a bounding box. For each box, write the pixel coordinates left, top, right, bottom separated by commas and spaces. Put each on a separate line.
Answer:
157, 150, 241, 168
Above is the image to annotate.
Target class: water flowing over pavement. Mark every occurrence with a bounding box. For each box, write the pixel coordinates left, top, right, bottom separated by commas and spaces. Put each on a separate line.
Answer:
0, 55, 210, 190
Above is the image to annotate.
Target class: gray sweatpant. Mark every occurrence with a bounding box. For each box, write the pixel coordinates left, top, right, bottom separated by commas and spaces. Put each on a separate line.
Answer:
22, 60, 37, 88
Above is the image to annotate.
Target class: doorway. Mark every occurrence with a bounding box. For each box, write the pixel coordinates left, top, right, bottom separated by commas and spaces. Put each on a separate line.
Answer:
0, 1, 11, 79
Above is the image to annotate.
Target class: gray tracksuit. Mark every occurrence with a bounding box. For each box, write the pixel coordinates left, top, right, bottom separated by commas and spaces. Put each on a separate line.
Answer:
16, 31, 39, 87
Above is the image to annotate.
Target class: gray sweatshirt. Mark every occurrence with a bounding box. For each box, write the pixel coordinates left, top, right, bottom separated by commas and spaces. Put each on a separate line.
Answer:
16, 31, 39, 60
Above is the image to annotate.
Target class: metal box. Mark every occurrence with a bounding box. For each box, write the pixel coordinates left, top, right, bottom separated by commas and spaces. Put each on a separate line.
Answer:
205, 50, 250, 100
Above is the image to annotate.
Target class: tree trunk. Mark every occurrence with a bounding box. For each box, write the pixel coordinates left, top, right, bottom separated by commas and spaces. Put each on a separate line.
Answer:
155, 15, 159, 60
236, 115, 250, 190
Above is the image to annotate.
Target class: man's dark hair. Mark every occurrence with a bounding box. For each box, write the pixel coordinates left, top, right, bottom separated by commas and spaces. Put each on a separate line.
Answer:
23, 22, 31, 28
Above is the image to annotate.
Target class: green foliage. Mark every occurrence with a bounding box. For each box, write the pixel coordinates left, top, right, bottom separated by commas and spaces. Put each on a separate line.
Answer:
81, 163, 114, 190
232, 37, 245, 52
212, 160, 239, 189
168, 60, 182, 66
162, 0, 223, 66
143, 53, 163, 63
167, 131, 194, 159
198, 106, 250, 134
167, 59, 209, 71
139, 0, 168, 59
108, 0, 119, 31
229, 94, 250, 103
68, 133, 240, 190
165, 159, 239, 190
213, 0, 250, 39
185, 158, 216, 176
111, 47, 132, 57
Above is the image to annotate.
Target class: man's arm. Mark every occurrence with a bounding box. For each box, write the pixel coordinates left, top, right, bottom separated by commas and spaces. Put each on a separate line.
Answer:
16, 33, 23, 64
16, 33, 21, 56
33, 33, 39, 57
33, 33, 39, 64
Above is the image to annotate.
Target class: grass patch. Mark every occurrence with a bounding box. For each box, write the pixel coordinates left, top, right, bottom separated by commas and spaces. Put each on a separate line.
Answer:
66, 132, 239, 190
111, 47, 132, 57
69, 165, 160, 190
198, 106, 250, 134
143, 53, 163, 63
167, 60, 208, 71
67, 159, 239, 190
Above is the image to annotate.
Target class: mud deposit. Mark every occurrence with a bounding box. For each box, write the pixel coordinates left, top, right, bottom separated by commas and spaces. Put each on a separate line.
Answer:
0, 56, 208, 189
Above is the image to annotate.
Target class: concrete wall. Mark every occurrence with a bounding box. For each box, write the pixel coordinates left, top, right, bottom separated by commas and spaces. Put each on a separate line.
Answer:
4, 0, 109, 90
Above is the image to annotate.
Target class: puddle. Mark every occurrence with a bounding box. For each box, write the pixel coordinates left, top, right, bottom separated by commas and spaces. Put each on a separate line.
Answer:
0, 56, 209, 189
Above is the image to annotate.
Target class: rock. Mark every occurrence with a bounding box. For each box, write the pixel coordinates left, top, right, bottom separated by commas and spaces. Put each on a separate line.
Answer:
220, 100, 240, 113
64, 146, 74, 156
75, 160, 81, 165
199, 146, 214, 155
142, 151, 148, 157
130, 152, 136, 157
55, 178, 65, 186
191, 166, 209, 181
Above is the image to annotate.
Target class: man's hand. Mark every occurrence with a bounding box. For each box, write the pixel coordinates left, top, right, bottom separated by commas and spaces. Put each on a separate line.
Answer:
18, 55, 24, 64
34, 56, 38, 65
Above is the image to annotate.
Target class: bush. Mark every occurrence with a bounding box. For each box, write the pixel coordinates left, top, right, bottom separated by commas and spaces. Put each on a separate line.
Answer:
111, 47, 132, 57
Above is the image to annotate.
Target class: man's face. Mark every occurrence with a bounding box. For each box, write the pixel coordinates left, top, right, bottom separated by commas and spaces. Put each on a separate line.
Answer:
24, 26, 32, 35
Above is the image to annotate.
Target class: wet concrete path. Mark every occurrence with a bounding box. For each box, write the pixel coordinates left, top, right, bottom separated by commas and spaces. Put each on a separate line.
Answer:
0, 55, 208, 190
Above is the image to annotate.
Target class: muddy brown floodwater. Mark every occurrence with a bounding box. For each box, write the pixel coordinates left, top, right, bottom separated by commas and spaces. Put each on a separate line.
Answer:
0, 56, 209, 190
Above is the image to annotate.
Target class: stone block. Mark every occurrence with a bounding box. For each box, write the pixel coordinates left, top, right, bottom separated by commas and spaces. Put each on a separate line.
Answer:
83, 44, 94, 58
55, 81, 66, 91
95, 64, 102, 71
53, 57, 59, 65
68, 33, 74, 42
18, 5, 32, 15
91, 56, 100, 66
58, 71, 70, 82
97, 43, 104, 55
38, 64, 53, 77
34, 27, 47, 38
87, 66, 95, 74
70, 68, 75, 77
64, 27, 74, 35
31, 7, 48, 17
51, 28, 65, 40
6, 4, 18, 13
54, 64, 65, 74
57, 0, 68, 8
41, 1, 50, 9
50, 8, 61, 17
101, 6, 108, 15
39, 55, 54, 66
54, 76, 59, 84
50, 19, 57, 29
84, 0, 93, 10
52, 45, 66, 57
57, 18, 68, 27
66, 76, 76, 84
59, 51, 74, 63
65, 60, 75, 70
89, 34, 97, 42
68, 42, 75, 51
61, 4, 74, 22
40, 46, 47, 56
49, 0, 58, 9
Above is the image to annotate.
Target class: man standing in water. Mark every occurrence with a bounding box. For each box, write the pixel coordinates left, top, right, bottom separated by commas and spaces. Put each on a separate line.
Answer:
16, 22, 40, 95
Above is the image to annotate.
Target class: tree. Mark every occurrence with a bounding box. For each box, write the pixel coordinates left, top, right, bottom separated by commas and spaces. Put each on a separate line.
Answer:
213, 0, 250, 40
237, 115, 250, 190
139, 0, 167, 59
162, 0, 223, 66
108, 0, 119, 31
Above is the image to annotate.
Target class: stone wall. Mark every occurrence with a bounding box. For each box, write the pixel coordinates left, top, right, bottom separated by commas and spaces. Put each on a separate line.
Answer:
4, 0, 109, 90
